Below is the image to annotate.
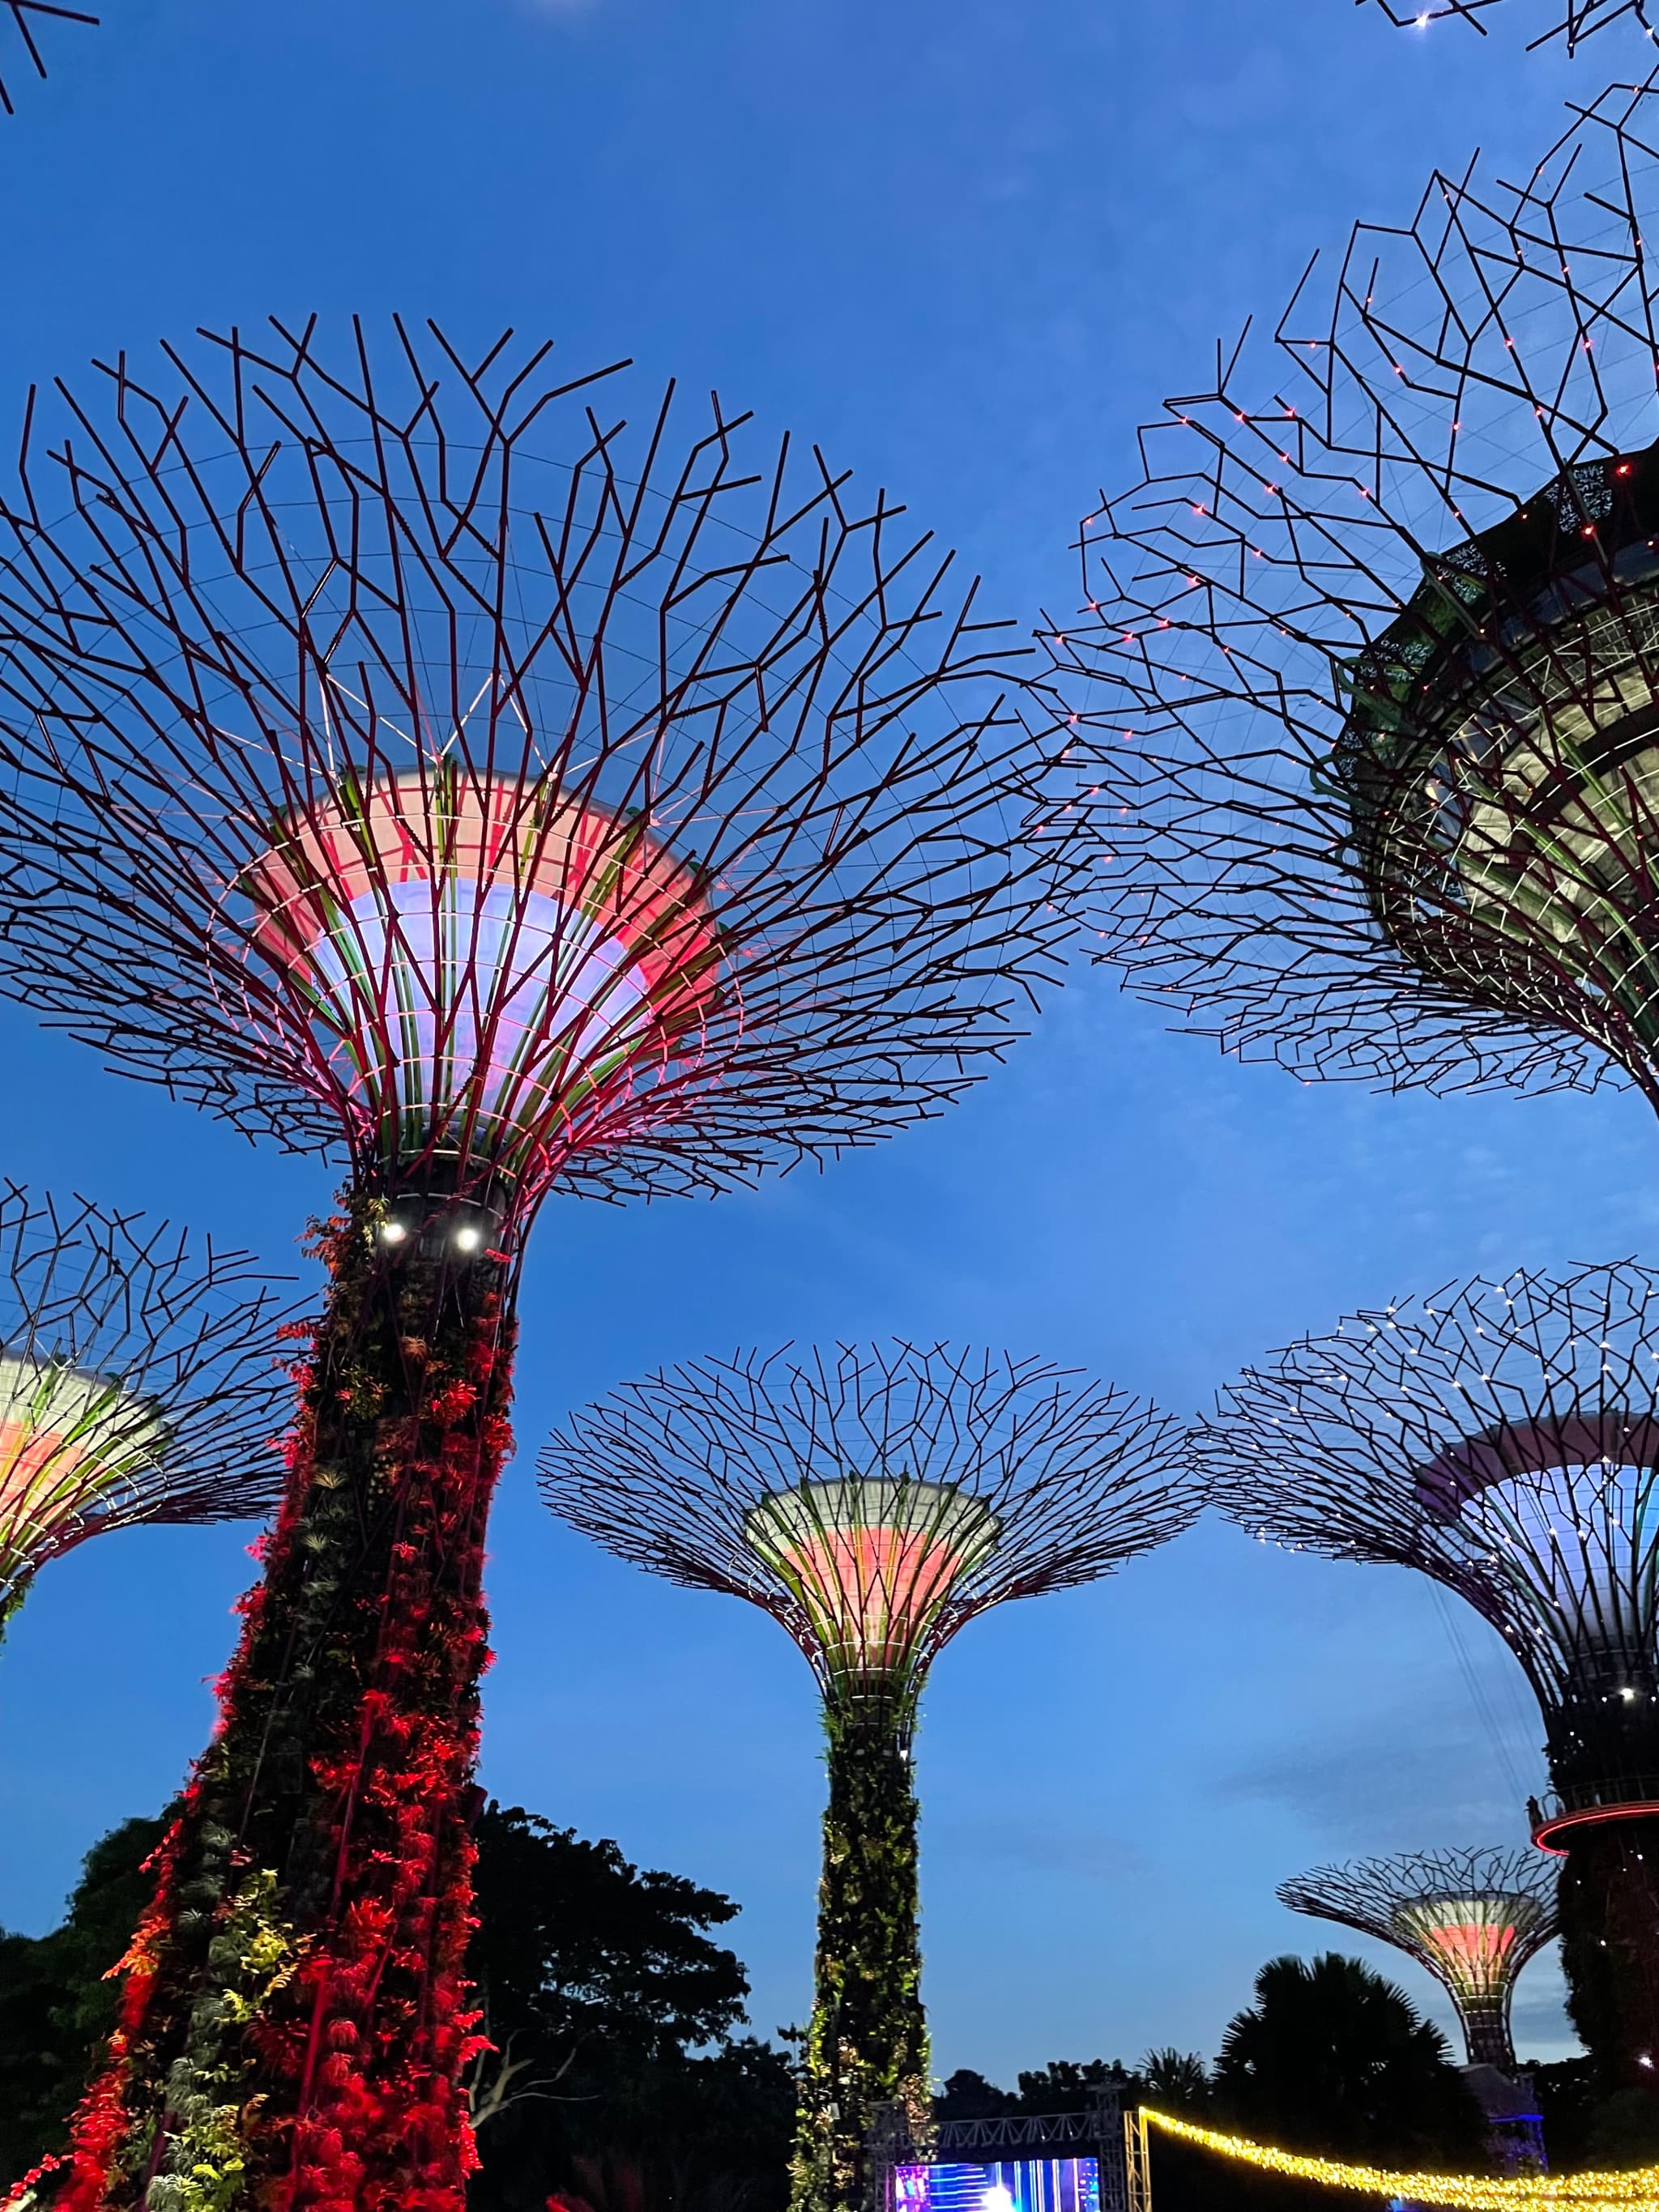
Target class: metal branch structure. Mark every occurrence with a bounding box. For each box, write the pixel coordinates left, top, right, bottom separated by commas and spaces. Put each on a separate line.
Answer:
0, 325, 1068, 1212
1279, 1848, 1559, 2167
0, 0, 97, 117
1200, 1262, 1659, 2091
1056, 81, 1659, 1114
0, 320, 1077, 2212
1361, 0, 1653, 51
0, 1181, 292, 1629
541, 1341, 1196, 2212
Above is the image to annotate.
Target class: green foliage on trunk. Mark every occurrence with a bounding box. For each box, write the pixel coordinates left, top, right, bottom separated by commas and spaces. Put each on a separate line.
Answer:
789, 1697, 929, 2212
1559, 1817, 1659, 2092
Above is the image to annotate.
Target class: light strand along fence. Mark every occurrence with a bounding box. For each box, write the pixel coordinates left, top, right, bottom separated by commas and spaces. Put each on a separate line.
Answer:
1138, 2111, 1659, 2211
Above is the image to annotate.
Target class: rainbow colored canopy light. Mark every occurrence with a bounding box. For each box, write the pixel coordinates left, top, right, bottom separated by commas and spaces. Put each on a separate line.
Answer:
744, 1476, 1001, 1681
0, 1352, 168, 1594
1392, 1894, 1545, 2005
243, 766, 725, 1187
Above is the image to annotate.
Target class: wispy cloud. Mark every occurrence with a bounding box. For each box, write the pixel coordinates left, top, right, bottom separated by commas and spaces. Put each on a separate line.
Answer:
1219, 1722, 1543, 1852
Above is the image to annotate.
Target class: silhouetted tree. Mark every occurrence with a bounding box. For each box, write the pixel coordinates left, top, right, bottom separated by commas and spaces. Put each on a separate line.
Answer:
0, 1805, 791, 2212
1014, 2059, 1138, 2112
0, 1811, 168, 2184
1141, 2049, 1211, 2116
936, 2070, 1020, 2122
467, 1804, 749, 2129
464, 1805, 788, 2212
1215, 1954, 1486, 2166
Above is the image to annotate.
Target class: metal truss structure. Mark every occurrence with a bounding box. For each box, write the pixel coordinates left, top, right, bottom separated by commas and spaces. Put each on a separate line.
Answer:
1055, 81, 1659, 1119
1278, 1847, 1560, 2073
1362, 0, 1653, 51
541, 1340, 1194, 1720
0, 1180, 292, 1619
0, 318, 1076, 1235
1, 0, 96, 116
1200, 1260, 1659, 2085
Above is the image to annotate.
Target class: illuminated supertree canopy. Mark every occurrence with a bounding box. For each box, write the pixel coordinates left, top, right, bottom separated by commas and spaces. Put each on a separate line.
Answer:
542, 1341, 1196, 2212
1278, 1848, 1561, 2077
1360, 0, 1653, 49
0, 320, 1078, 2212
1197, 1261, 1659, 2091
1053, 82, 1659, 1117
0, 1181, 292, 1632
0, 323, 1070, 1215
0, 0, 97, 117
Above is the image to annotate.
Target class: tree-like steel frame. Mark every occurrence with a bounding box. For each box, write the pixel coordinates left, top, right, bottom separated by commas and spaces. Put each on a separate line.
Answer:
541, 1340, 1196, 2212
1278, 1847, 1560, 2078
0, 1178, 294, 1632
1054, 80, 1659, 1117
0, 0, 97, 116
1198, 1262, 1659, 2091
1361, 0, 1653, 52
0, 318, 1077, 2212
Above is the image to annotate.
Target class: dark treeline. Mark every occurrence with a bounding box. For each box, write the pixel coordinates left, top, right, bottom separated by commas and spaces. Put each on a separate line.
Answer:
0, 1804, 795, 2212
0, 1817, 1605, 2212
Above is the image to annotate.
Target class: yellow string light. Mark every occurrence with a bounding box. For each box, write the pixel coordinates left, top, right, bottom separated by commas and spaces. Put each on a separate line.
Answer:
1140, 2108, 1659, 2210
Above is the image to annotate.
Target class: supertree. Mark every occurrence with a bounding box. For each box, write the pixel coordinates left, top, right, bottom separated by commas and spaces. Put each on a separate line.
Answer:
1196, 1261, 1659, 2091
0, 320, 1077, 2211
1278, 1848, 1559, 2164
1360, 0, 1652, 49
1051, 79, 1659, 1116
0, 1180, 293, 1645
0, 0, 96, 116
539, 1341, 1196, 2212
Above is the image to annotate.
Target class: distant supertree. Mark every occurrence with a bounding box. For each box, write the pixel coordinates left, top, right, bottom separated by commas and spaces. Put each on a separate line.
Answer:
1361, 0, 1652, 49
1278, 1848, 1559, 2085
541, 1343, 1195, 2212
0, 1182, 292, 1640
1052, 81, 1659, 1117
0, 0, 97, 115
1199, 1261, 1659, 2091
0, 322, 1077, 2210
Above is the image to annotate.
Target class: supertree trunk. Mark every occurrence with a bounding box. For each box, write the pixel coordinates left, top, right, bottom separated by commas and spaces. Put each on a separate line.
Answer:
1558, 1823, 1659, 2088
1461, 2003, 1516, 2075
791, 1697, 930, 2212
49, 1192, 515, 2212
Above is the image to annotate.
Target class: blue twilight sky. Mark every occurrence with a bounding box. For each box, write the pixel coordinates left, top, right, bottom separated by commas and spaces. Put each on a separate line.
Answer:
0, 0, 1651, 2083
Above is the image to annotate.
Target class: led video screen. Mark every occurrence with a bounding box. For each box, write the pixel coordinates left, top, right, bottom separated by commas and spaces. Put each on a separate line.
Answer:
893, 2155, 1103, 2212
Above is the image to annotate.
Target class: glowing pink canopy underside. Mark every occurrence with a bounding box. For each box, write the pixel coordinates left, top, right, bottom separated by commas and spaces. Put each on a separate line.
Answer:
1417, 1920, 1518, 1994
241, 771, 725, 1178
0, 1425, 85, 1509
776, 1524, 981, 1673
